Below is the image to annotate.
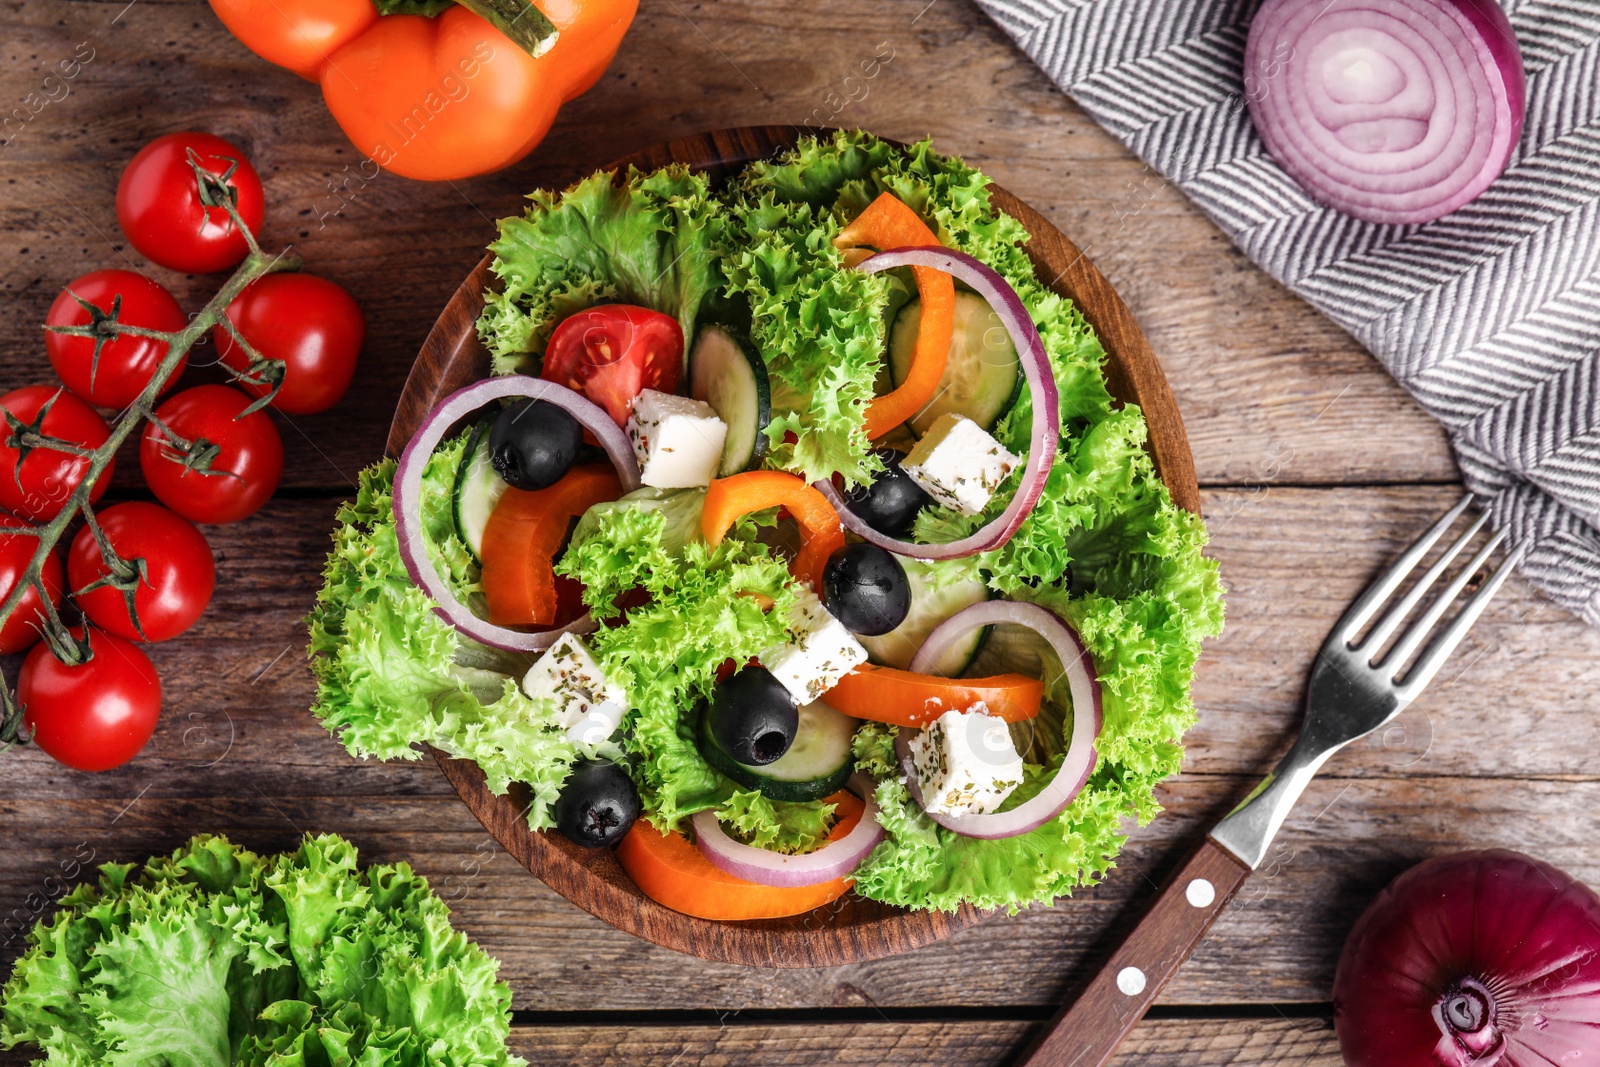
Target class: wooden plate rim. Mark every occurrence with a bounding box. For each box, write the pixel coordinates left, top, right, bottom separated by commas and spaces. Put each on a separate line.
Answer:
387, 126, 1200, 968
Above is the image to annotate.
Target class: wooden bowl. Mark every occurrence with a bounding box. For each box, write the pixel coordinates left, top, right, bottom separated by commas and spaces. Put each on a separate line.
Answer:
386, 126, 1200, 967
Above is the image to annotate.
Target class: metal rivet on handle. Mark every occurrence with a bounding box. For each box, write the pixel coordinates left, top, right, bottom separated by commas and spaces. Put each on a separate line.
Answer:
1186, 878, 1216, 908
1116, 966, 1146, 996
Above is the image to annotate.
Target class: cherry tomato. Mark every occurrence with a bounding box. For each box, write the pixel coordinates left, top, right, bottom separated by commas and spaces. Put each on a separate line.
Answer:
140, 385, 283, 524
21, 626, 161, 772
69, 502, 215, 642
214, 273, 364, 415
0, 386, 114, 522
0, 514, 63, 655
45, 269, 188, 409
116, 132, 265, 274
541, 305, 683, 426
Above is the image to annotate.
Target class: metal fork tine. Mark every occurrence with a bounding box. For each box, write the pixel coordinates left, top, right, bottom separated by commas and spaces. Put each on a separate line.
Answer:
1335, 494, 1475, 645
1360, 509, 1490, 658
1398, 541, 1528, 699
1380, 527, 1507, 675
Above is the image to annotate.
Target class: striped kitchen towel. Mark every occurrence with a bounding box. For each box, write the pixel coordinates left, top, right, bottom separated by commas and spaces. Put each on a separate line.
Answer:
974, 0, 1600, 626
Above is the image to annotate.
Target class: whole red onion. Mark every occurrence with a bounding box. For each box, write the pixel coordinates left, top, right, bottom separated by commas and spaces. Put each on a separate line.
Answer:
1335, 849, 1600, 1066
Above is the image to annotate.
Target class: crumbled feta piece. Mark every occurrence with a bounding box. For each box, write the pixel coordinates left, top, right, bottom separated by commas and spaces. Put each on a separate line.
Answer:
626, 389, 728, 489
521, 633, 629, 746
907, 705, 1025, 816
900, 413, 1019, 515
758, 588, 868, 705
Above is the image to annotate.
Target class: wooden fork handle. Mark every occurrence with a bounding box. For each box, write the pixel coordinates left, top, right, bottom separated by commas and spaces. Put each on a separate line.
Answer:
1012, 838, 1252, 1067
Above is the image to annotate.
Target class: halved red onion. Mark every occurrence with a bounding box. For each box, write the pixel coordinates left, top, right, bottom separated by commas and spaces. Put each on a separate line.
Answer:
1245, 0, 1526, 225
813, 246, 1059, 560
392, 375, 641, 653
897, 600, 1101, 839
690, 773, 886, 888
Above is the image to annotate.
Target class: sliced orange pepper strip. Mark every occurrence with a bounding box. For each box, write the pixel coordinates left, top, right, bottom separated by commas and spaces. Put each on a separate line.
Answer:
701, 471, 845, 591
615, 791, 863, 921
834, 192, 957, 441
481, 464, 621, 627
824, 664, 1044, 728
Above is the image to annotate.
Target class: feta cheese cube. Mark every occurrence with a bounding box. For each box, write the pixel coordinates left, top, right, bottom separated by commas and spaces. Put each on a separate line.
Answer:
907, 705, 1025, 816
900, 413, 1019, 515
627, 389, 728, 489
521, 633, 629, 746
758, 588, 868, 705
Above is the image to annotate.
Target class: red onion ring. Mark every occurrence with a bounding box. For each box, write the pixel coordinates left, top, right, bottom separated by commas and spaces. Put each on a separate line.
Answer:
392, 375, 641, 653
690, 773, 886, 888
813, 246, 1059, 560
1245, 0, 1526, 225
897, 601, 1100, 839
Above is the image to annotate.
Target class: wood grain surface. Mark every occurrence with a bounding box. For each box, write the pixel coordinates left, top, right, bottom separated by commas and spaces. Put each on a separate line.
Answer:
2, 1, 1594, 1065
398, 124, 1198, 967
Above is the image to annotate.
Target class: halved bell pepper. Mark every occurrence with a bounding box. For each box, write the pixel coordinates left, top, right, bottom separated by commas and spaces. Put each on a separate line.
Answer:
700, 470, 845, 592
834, 192, 956, 440
481, 464, 620, 627
615, 790, 863, 921
824, 664, 1043, 728
206, 0, 636, 180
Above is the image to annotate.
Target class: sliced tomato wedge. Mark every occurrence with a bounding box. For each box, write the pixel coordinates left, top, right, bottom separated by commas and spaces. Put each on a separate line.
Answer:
701, 470, 845, 591
824, 664, 1043, 728
541, 305, 683, 427
481, 464, 622, 627
615, 791, 863, 921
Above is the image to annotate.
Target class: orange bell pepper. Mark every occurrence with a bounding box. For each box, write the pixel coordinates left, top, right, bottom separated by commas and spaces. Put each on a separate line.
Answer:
480, 464, 620, 627
824, 664, 1043, 728
206, 0, 636, 180
615, 790, 863, 921
701, 471, 845, 592
834, 192, 956, 440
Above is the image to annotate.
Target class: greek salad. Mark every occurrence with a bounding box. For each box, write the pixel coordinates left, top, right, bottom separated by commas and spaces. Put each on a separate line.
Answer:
308, 131, 1224, 916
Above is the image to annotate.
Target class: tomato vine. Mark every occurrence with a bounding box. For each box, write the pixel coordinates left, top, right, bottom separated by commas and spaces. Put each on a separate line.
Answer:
0, 150, 299, 752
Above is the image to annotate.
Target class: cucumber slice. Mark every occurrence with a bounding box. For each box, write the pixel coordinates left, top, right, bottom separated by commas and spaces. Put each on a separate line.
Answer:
690, 324, 771, 476
696, 698, 856, 803
453, 417, 508, 564
889, 290, 1021, 437
858, 559, 991, 676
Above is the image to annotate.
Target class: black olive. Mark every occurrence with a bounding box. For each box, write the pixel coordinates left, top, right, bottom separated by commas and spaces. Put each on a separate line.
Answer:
822, 542, 911, 636
553, 758, 640, 848
843, 448, 932, 536
489, 399, 582, 491
706, 667, 798, 766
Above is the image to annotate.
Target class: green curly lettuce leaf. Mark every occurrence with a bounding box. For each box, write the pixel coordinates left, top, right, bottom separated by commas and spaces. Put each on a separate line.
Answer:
715, 790, 837, 856
306, 434, 576, 830
724, 129, 1113, 487
0, 834, 520, 1067
477, 164, 728, 375
556, 504, 812, 833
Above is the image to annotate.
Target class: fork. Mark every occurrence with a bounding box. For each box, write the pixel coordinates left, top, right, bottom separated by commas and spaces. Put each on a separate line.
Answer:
1012, 494, 1528, 1067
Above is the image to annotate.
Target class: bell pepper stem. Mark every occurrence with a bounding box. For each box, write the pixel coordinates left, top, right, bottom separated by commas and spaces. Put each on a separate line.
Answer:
454, 0, 559, 58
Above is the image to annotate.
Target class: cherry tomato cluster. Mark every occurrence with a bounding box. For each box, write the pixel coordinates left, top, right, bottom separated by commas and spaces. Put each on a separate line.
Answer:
1, 132, 365, 773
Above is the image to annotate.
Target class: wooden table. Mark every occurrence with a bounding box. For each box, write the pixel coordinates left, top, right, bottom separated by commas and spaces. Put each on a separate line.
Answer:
3, 2, 1597, 1064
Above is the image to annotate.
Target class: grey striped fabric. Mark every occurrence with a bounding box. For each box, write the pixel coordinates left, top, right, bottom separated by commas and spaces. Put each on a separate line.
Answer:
974, 0, 1600, 626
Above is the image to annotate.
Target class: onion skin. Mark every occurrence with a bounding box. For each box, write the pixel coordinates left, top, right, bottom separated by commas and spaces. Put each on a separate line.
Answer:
1334, 849, 1600, 1067
1246, 0, 1527, 225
